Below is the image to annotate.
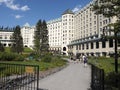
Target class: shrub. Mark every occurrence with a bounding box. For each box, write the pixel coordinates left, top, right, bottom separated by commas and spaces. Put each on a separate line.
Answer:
105, 72, 120, 89
0, 52, 24, 61
0, 52, 16, 61
41, 54, 52, 63
14, 55, 24, 61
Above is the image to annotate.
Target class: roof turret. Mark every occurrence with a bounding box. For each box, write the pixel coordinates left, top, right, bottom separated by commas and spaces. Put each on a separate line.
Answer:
62, 9, 74, 15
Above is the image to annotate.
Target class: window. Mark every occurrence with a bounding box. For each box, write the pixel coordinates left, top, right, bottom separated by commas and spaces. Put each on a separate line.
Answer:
118, 39, 120, 47
96, 42, 99, 49
102, 41, 106, 48
109, 39, 113, 47
79, 44, 81, 50
94, 16, 96, 19
82, 44, 84, 50
5, 36, 7, 39
63, 47, 66, 51
86, 43, 89, 49
94, 21, 96, 24
91, 42, 94, 49
76, 45, 78, 50
100, 22, 102, 26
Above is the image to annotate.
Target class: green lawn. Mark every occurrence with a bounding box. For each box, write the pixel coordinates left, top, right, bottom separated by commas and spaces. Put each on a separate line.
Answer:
5, 47, 11, 52
0, 58, 67, 71
5, 47, 33, 53
1, 47, 67, 76
88, 57, 120, 74
23, 47, 33, 53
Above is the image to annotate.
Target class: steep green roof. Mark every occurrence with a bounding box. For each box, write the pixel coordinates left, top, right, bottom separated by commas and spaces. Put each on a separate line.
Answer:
62, 9, 74, 15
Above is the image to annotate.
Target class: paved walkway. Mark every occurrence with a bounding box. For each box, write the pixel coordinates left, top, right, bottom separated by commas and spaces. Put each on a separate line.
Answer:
38, 60, 91, 90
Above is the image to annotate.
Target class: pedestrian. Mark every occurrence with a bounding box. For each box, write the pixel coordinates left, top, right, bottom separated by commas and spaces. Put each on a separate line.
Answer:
79, 56, 82, 63
83, 55, 88, 67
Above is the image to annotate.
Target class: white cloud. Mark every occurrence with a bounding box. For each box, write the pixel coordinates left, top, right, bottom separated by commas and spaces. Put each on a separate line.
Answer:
21, 5, 30, 11
0, 0, 30, 11
72, 5, 82, 12
15, 15, 23, 19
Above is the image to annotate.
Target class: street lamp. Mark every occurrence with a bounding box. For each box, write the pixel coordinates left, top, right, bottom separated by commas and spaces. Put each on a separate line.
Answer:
102, 26, 118, 73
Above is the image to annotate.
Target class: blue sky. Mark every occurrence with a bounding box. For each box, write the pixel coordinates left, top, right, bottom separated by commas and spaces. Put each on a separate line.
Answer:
0, 0, 92, 27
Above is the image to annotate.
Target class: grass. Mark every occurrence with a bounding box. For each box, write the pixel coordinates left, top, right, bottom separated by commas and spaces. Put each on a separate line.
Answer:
88, 57, 120, 75
5, 47, 11, 52
0, 58, 67, 77
23, 47, 33, 53
5, 47, 33, 53
4, 47, 33, 58
1, 47, 67, 76
0, 58, 67, 71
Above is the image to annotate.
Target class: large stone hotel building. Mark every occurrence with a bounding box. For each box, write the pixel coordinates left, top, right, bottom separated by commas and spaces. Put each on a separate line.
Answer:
47, 1, 120, 56
0, 23, 35, 49
0, 1, 120, 57
47, 10, 74, 55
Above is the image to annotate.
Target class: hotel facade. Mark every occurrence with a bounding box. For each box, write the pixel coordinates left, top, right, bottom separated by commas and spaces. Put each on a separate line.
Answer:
0, 23, 35, 49
21, 23, 35, 49
47, 1, 120, 56
0, 31, 13, 47
47, 10, 74, 55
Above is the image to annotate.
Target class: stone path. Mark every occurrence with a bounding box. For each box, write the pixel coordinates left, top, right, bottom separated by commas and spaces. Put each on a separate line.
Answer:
38, 60, 91, 90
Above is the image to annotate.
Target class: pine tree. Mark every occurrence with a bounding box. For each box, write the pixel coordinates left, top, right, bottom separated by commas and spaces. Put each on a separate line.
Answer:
41, 20, 49, 53
34, 20, 49, 56
34, 20, 42, 55
11, 25, 23, 54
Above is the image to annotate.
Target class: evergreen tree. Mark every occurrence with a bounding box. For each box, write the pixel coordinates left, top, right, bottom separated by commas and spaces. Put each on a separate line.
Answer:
11, 25, 23, 54
0, 42, 4, 52
34, 20, 42, 55
41, 20, 49, 53
93, 0, 120, 73
0, 26, 3, 31
34, 20, 49, 55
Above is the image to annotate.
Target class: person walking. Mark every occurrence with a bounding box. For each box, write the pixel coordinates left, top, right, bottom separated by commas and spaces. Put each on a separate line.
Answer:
82, 55, 88, 67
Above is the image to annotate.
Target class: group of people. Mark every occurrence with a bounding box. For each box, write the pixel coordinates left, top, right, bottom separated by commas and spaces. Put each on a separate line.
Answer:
70, 55, 88, 67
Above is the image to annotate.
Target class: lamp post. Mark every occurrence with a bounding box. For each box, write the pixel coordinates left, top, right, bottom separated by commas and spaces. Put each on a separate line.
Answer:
102, 27, 118, 73
114, 36, 118, 73
111, 26, 118, 73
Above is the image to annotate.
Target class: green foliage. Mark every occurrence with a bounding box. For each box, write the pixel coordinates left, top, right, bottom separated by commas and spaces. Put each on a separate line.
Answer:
88, 57, 120, 89
40, 54, 67, 70
0, 52, 24, 61
105, 72, 120, 89
34, 20, 42, 55
34, 19, 49, 55
11, 25, 23, 54
1, 55, 67, 71
23, 47, 33, 53
0, 42, 4, 52
41, 54, 52, 63
0, 52, 16, 61
14, 55, 24, 61
41, 20, 49, 53
93, 0, 120, 74
88, 57, 120, 74
5, 47, 11, 52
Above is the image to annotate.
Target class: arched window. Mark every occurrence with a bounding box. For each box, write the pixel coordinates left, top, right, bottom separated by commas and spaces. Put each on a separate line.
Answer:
63, 47, 66, 51
25, 45, 28, 47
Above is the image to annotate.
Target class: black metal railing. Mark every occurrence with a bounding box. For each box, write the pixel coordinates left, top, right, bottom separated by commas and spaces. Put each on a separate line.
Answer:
91, 64, 104, 90
0, 63, 39, 90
